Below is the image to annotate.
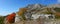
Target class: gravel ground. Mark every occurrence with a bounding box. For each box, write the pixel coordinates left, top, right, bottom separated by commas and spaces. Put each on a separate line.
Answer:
13, 19, 60, 24
44, 19, 60, 24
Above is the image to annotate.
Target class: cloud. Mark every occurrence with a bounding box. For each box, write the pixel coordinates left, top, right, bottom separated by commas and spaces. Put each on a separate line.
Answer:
57, 0, 60, 3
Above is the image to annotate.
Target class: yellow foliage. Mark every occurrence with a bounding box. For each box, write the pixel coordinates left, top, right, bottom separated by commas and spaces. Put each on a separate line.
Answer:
20, 8, 28, 12
17, 8, 28, 16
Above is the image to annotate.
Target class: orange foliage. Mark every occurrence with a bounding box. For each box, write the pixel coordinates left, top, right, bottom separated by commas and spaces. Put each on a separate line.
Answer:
55, 12, 60, 16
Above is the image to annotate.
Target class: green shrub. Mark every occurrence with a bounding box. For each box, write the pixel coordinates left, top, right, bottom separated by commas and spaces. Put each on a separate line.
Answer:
0, 16, 5, 24
54, 8, 60, 12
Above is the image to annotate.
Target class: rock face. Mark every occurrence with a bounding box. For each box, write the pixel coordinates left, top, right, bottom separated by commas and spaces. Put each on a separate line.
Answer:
13, 4, 58, 24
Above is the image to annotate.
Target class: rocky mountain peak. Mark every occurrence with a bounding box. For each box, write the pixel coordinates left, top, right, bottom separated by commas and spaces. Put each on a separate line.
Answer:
26, 4, 45, 10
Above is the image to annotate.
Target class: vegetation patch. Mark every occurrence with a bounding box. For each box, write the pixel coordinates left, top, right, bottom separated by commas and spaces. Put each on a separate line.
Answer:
0, 16, 5, 24
54, 8, 60, 12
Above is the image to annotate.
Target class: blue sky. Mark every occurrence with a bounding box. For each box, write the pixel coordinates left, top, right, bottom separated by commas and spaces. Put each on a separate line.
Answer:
0, 0, 59, 16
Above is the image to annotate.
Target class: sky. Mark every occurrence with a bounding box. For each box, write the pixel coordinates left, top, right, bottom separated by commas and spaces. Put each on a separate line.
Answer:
0, 0, 59, 16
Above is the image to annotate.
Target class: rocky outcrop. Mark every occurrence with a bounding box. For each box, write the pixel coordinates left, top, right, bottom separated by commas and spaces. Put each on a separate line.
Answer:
13, 4, 60, 24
